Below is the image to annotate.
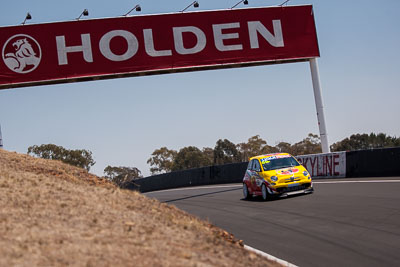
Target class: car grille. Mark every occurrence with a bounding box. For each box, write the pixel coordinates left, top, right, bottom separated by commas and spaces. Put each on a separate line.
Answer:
277, 183, 311, 193
284, 177, 301, 183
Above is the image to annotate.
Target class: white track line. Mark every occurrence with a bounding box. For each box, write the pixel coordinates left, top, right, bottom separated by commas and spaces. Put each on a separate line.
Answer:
144, 179, 400, 194
244, 245, 298, 267
144, 184, 242, 193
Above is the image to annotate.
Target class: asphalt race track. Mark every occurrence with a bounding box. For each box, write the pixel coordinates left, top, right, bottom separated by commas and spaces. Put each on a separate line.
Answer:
145, 177, 400, 267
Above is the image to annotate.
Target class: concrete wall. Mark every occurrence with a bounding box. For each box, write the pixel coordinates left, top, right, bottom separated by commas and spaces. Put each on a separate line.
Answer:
127, 162, 248, 193
346, 147, 400, 177
131, 147, 400, 193
297, 152, 346, 178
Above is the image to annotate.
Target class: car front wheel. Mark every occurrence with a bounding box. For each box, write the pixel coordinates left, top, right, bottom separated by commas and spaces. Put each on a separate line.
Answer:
261, 184, 269, 201
243, 183, 251, 200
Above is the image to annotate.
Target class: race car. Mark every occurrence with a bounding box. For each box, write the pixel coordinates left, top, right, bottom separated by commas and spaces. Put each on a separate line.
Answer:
243, 153, 313, 200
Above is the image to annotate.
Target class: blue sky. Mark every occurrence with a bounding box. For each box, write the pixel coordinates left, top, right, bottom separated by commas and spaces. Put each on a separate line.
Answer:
1, 0, 399, 176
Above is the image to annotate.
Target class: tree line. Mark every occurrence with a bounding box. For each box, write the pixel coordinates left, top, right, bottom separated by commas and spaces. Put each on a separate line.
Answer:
27, 132, 400, 187
147, 133, 322, 175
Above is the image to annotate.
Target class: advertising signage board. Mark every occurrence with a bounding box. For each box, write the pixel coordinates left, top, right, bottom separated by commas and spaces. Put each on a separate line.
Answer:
0, 5, 319, 89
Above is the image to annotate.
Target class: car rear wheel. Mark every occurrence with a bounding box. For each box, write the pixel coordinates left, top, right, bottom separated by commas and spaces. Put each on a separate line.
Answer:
243, 183, 251, 199
261, 184, 269, 201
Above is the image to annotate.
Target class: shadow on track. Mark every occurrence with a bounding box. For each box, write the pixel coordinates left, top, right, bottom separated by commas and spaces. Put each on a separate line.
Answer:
241, 192, 313, 202
163, 188, 241, 203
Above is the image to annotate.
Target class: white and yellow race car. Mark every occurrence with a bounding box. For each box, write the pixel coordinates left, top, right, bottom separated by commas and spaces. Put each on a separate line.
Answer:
243, 153, 313, 200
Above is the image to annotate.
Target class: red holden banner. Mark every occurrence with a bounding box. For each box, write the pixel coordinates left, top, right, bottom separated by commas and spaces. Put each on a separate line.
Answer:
0, 5, 319, 89
297, 152, 346, 178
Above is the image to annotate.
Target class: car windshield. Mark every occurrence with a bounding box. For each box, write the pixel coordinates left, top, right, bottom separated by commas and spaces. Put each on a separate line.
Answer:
261, 156, 300, 171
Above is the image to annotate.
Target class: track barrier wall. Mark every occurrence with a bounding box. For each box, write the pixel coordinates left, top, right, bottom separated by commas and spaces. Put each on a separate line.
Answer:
346, 147, 400, 177
127, 162, 248, 193
297, 152, 346, 178
131, 147, 400, 193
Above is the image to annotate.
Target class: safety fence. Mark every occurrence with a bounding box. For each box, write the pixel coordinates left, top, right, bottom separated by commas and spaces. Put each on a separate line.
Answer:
128, 147, 400, 193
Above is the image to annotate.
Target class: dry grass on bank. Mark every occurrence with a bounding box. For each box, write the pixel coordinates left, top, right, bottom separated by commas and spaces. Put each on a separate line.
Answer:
0, 149, 280, 266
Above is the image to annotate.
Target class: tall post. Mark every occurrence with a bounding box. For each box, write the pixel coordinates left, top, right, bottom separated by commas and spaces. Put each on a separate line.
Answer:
0, 124, 3, 148
309, 58, 330, 153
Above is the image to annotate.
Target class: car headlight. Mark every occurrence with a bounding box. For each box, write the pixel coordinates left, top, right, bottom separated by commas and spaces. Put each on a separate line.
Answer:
270, 176, 278, 182
303, 171, 309, 177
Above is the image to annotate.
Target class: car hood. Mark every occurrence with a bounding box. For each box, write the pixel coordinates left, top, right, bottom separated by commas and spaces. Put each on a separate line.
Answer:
263, 165, 308, 180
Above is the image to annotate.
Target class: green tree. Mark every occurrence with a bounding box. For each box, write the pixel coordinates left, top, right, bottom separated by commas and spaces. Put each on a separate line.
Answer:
202, 147, 214, 164
290, 133, 322, 155
237, 135, 268, 161
147, 147, 177, 175
331, 133, 400, 151
261, 144, 279, 155
274, 141, 292, 154
171, 146, 212, 171
213, 139, 241, 165
27, 144, 95, 171
104, 165, 142, 187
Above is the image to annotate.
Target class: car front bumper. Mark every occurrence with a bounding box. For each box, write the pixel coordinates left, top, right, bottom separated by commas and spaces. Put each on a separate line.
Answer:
268, 182, 313, 196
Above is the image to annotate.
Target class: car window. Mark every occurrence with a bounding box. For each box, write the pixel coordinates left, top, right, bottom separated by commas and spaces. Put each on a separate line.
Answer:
254, 160, 261, 172
248, 159, 257, 171
261, 156, 300, 171
247, 161, 252, 170
249, 160, 254, 170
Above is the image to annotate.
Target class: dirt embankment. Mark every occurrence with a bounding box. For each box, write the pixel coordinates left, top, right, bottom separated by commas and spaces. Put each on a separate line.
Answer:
0, 149, 279, 266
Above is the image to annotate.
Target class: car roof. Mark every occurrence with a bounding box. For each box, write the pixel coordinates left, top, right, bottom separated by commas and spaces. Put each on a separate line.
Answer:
249, 153, 292, 161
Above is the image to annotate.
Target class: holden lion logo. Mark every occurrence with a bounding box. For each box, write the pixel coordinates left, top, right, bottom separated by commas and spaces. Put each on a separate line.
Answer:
2, 34, 41, 74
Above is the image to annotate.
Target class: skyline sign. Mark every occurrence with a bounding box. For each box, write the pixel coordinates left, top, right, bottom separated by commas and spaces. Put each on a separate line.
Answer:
0, 5, 319, 89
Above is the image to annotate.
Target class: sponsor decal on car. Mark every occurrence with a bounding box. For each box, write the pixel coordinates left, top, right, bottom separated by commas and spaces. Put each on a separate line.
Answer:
261, 154, 291, 162
278, 168, 299, 175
